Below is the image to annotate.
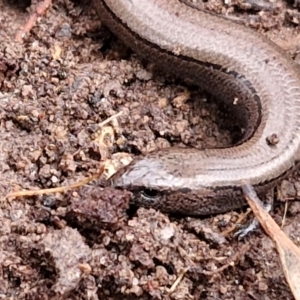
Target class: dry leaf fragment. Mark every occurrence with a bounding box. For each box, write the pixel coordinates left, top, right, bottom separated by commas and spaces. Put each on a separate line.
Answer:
242, 183, 300, 300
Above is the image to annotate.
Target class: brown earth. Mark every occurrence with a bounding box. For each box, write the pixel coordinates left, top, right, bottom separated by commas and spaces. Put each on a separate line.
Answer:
1, 0, 300, 299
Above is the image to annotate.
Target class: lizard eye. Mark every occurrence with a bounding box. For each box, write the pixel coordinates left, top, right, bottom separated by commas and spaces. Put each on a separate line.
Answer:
140, 189, 159, 201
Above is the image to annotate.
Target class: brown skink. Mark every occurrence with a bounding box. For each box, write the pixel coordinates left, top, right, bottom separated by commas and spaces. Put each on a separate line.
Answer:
93, 0, 300, 215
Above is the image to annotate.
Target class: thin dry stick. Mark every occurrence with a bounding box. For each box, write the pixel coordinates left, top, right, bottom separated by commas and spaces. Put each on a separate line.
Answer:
169, 268, 190, 293
282, 201, 288, 228
98, 111, 123, 127
222, 208, 252, 236
203, 244, 250, 276
6, 166, 104, 199
15, 0, 52, 42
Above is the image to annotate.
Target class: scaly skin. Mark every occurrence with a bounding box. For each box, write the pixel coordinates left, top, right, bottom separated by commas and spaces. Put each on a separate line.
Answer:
93, 0, 300, 215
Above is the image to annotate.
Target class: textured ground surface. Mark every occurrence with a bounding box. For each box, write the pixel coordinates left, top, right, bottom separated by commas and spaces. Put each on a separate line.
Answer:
1, 0, 300, 299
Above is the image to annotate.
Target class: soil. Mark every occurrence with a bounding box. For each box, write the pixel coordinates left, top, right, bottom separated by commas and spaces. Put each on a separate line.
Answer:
1, 0, 300, 299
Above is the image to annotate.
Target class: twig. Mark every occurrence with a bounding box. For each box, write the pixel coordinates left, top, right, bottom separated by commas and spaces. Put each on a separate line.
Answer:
15, 0, 52, 42
168, 268, 189, 293
203, 244, 250, 275
98, 111, 123, 127
6, 166, 104, 199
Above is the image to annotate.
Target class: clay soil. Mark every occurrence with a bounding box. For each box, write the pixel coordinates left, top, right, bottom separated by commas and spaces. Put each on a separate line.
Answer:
1, 0, 300, 299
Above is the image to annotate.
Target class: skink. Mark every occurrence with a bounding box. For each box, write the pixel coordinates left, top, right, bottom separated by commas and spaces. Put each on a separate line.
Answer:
93, 0, 300, 215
